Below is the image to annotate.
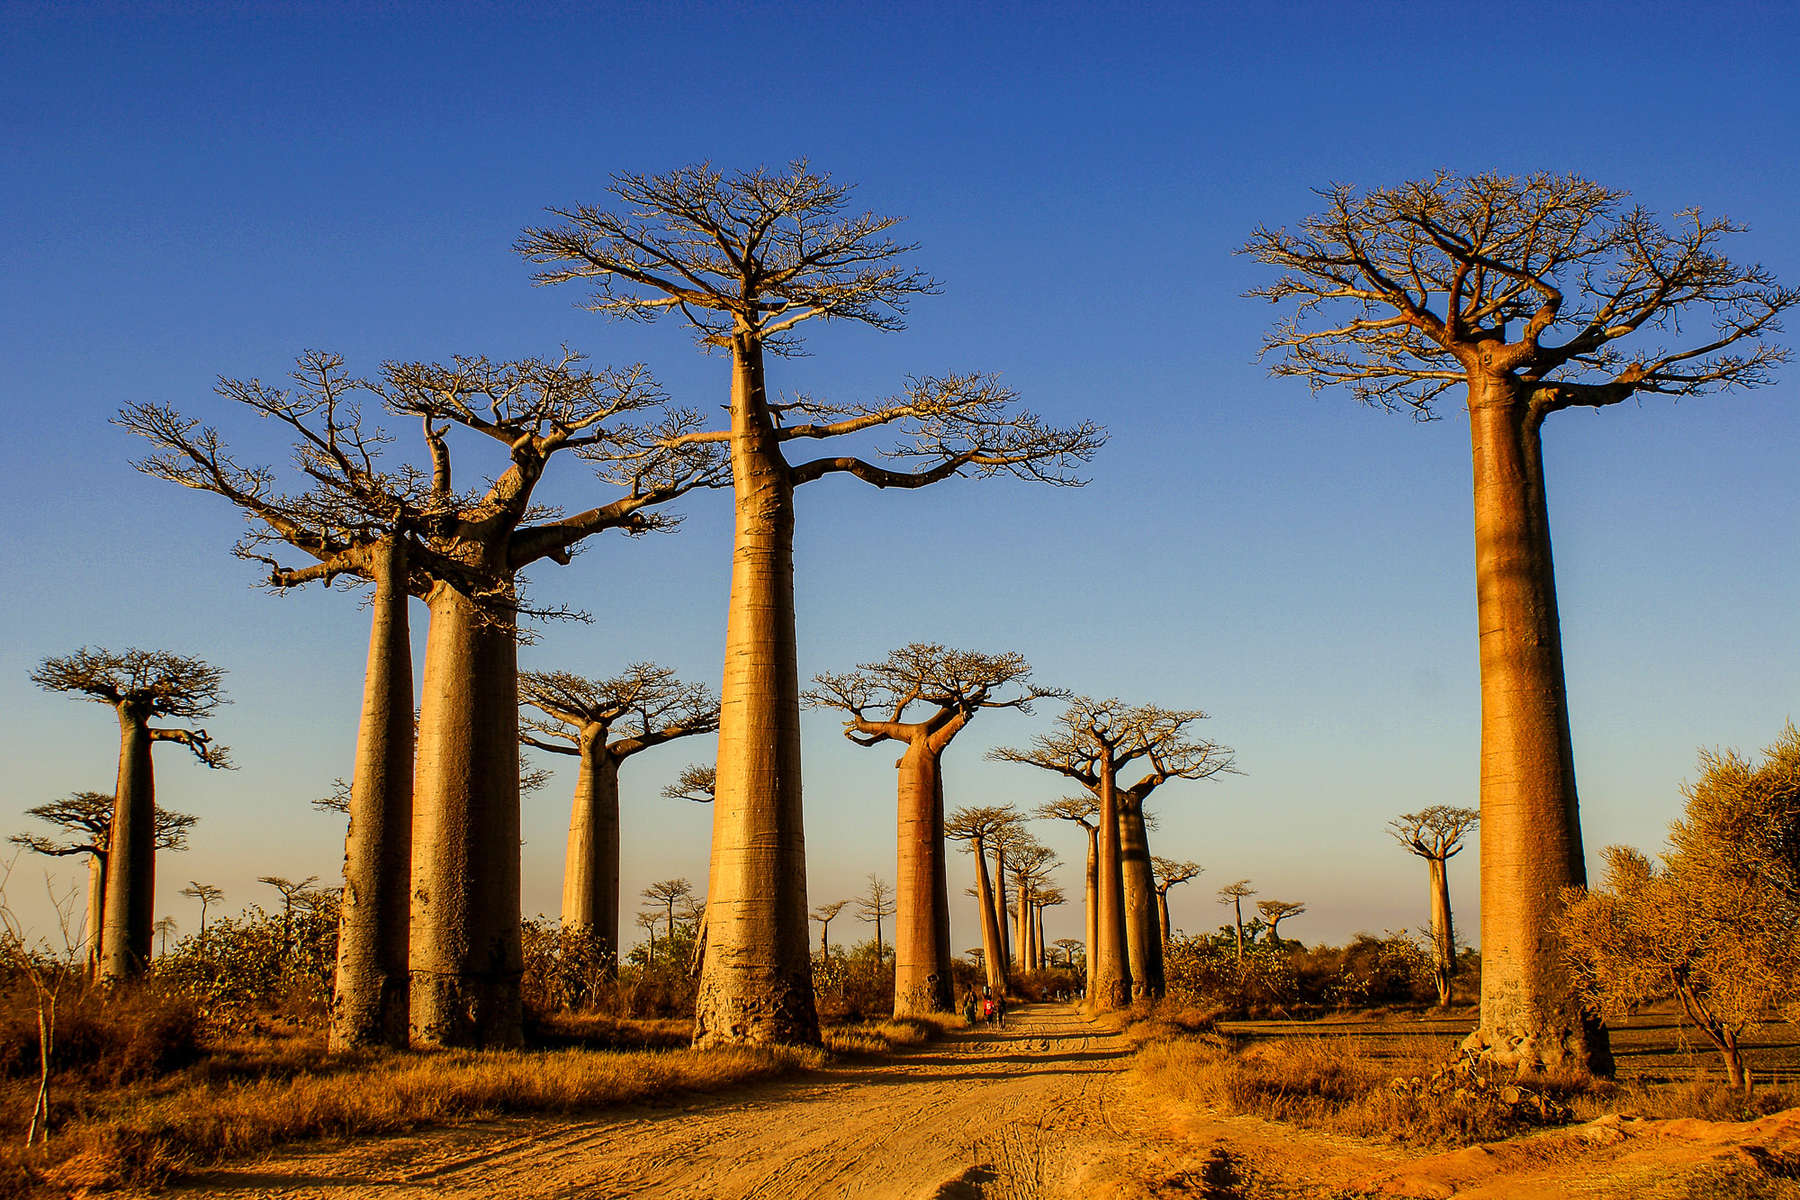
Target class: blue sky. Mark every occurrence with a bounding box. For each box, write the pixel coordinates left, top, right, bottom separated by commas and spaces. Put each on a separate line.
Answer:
2, 1, 1796, 953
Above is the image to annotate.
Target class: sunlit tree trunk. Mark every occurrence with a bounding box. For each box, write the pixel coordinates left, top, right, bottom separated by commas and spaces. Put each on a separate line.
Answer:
331, 537, 415, 1049
1084, 826, 1098, 999
1465, 380, 1610, 1075
99, 710, 154, 982
695, 338, 819, 1047
893, 739, 953, 1015
1119, 801, 1163, 997
561, 735, 621, 972
1091, 750, 1132, 1010
970, 836, 1007, 994
410, 582, 524, 1047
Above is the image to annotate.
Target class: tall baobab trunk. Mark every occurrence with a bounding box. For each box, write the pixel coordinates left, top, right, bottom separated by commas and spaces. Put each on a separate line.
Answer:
1464, 383, 1610, 1075
561, 735, 622, 970
84, 852, 106, 980
410, 583, 524, 1047
992, 843, 1013, 972
1118, 801, 1163, 997
1083, 826, 1098, 1000
1091, 752, 1132, 1010
99, 709, 154, 982
1428, 856, 1456, 1007
695, 338, 819, 1047
332, 537, 415, 1050
970, 836, 1007, 994
893, 740, 953, 1015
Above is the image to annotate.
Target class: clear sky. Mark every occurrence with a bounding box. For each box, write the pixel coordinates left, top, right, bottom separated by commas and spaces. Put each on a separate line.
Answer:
2, 1, 1796, 955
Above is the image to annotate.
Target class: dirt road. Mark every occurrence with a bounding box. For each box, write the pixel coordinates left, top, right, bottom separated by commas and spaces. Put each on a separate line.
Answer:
166, 1005, 1152, 1200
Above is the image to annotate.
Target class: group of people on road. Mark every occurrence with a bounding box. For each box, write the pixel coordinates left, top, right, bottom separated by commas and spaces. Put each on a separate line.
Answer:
961, 985, 1007, 1029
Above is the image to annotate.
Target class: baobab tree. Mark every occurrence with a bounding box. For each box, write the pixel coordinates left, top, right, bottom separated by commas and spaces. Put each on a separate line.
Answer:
945, 805, 1017, 995
179, 881, 223, 941
994, 699, 1235, 1006
1038, 795, 1100, 997
1390, 806, 1479, 1007
811, 899, 848, 958
642, 878, 696, 943
856, 875, 895, 960
10, 793, 197, 978
31, 649, 231, 983
1217, 880, 1256, 965
1256, 899, 1306, 946
1247, 173, 1795, 1073
123, 351, 720, 1048
1151, 857, 1202, 943
521, 163, 1104, 1045
519, 665, 719, 969
806, 645, 1057, 1015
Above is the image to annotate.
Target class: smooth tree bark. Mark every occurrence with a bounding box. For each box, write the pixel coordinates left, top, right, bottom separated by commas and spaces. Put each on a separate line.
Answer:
806, 645, 1057, 1016
30, 651, 230, 983
1151, 857, 1202, 943
1391, 806, 1479, 1007
11, 793, 197, 980
995, 699, 1235, 1006
519, 666, 719, 973
520, 163, 1102, 1046
1039, 796, 1101, 998
946, 806, 1018, 995
1247, 173, 1794, 1074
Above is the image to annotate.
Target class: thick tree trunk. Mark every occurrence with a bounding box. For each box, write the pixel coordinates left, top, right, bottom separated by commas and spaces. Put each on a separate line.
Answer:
694, 338, 819, 1047
1091, 755, 1133, 1010
331, 538, 415, 1050
1462, 380, 1611, 1076
99, 710, 154, 983
971, 838, 1007, 994
1084, 826, 1098, 1000
410, 582, 524, 1047
1119, 801, 1163, 997
1156, 889, 1170, 944
893, 740, 953, 1016
1428, 856, 1455, 1008
561, 737, 622, 973
84, 852, 105, 981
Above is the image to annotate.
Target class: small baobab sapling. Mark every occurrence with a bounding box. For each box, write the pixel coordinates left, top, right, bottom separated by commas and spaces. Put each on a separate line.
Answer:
806, 645, 1057, 1015
521, 163, 1104, 1046
30, 649, 231, 983
11, 793, 196, 979
1151, 857, 1202, 944
519, 665, 719, 971
1390, 805, 1479, 1007
1247, 173, 1795, 1074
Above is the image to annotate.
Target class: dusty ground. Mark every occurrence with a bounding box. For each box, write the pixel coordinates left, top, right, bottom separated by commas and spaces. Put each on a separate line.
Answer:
151, 1005, 1800, 1200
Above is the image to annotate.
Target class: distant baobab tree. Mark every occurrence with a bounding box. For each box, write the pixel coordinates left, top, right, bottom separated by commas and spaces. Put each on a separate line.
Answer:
31, 649, 231, 983
811, 899, 849, 958
1391, 805, 1479, 1007
1038, 795, 1100, 998
1151, 857, 1202, 943
806, 644, 1058, 1016
1217, 880, 1256, 965
179, 881, 223, 941
1256, 899, 1305, 946
519, 665, 719, 972
11, 792, 196, 979
856, 875, 896, 960
521, 163, 1104, 1047
945, 806, 1019, 994
1247, 173, 1796, 1074
994, 699, 1235, 1007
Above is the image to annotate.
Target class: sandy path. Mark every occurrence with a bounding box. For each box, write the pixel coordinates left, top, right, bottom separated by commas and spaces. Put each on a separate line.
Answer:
161, 1005, 1144, 1200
